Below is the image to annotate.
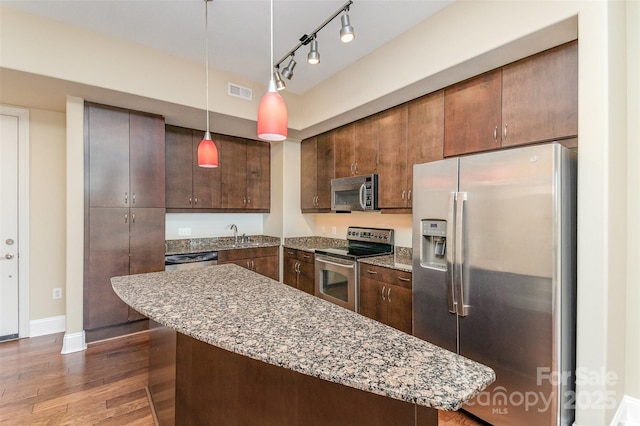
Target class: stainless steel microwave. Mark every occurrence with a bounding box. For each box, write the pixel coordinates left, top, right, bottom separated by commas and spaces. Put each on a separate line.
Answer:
331, 174, 379, 212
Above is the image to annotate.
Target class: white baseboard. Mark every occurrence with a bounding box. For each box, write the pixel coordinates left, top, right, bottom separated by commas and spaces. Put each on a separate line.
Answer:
29, 315, 66, 337
61, 331, 87, 354
611, 395, 640, 426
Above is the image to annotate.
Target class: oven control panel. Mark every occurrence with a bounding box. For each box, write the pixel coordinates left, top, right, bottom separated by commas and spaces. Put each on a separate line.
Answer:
346, 227, 394, 244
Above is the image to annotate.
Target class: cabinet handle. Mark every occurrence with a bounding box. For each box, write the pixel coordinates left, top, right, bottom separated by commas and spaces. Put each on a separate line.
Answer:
381, 286, 387, 301
247, 260, 251, 269
354, 162, 358, 175
132, 212, 136, 223
125, 192, 128, 204
493, 126, 498, 141
124, 213, 128, 224
366, 269, 378, 275
387, 287, 392, 303
194, 197, 198, 205
247, 197, 251, 205
287, 251, 294, 255
503, 124, 508, 140
132, 193, 136, 204
303, 254, 310, 259
189, 196, 192, 205
252, 260, 255, 270
408, 190, 412, 202
401, 190, 406, 201
398, 277, 411, 282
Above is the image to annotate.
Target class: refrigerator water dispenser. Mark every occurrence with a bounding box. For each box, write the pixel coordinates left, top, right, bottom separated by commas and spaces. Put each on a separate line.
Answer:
421, 220, 447, 271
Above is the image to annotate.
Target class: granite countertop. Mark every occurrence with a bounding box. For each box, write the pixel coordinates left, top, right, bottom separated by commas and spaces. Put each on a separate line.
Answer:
112, 265, 494, 411
166, 235, 281, 255
359, 254, 412, 273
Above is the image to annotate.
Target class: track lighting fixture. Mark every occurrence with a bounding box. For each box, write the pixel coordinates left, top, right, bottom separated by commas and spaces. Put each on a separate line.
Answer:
273, 68, 286, 91
281, 55, 296, 80
307, 37, 320, 64
274, 0, 354, 86
340, 10, 355, 43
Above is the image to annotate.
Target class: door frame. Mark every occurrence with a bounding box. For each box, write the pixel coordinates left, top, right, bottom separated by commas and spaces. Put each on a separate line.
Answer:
1, 105, 30, 338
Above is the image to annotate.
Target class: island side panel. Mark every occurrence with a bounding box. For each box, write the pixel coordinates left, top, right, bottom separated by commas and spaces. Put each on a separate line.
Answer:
174, 333, 438, 426
149, 320, 177, 426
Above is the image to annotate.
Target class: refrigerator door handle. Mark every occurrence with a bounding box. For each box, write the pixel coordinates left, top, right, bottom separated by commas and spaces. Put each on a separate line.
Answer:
447, 192, 457, 314
455, 192, 470, 317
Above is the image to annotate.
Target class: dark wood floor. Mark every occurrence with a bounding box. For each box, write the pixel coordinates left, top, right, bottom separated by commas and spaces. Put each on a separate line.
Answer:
0, 331, 483, 425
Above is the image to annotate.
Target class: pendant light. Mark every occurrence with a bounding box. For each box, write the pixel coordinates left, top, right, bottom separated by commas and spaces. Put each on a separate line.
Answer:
257, 0, 288, 141
198, 0, 218, 168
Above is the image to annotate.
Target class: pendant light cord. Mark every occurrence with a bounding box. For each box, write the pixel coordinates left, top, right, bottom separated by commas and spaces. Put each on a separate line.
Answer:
205, 0, 210, 133
270, 0, 274, 80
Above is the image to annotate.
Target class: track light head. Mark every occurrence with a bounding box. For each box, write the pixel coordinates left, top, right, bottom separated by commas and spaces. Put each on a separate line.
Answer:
273, 68, 286, 91
307, 37, 320, 65
340, 12, 355, 43
282, 56, 296, 80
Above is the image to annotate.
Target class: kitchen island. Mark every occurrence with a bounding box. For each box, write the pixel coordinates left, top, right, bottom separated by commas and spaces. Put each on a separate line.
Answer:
112, 264, 494, 425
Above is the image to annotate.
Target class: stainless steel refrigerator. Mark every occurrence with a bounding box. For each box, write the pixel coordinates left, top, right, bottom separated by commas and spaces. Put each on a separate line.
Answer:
412, 143, 576, 425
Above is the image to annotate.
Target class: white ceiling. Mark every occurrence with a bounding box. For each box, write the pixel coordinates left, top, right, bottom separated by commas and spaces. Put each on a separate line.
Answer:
1, 0, 453, 95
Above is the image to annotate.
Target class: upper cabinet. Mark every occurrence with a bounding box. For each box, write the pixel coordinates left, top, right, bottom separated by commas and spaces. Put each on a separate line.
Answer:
444, 41, 578, 157
165, 127, 270, 213
334, 117, 378, 178
165, 125, 221, 209
301, 132, 334, 212
377, 105, 408, 209
87, 103, 165, 208
501, 40, 578, 147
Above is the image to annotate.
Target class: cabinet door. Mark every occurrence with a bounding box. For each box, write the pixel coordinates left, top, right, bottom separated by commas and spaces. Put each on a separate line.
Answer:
283, 252, 298, 288
444, 69, 502, 157
252, 256, 279, 281
192, 132, 222, 209
407, 91, 444, 207
129, 208, 166, 275
87, 104, 130, 207
220, 135, 247, 209
300, 138, 318, 211
165, 126, 194, 209
246, 140, 270, 210
129, 112, 165, 208
334, 124, 355, 178
501, 41, 578, 147
386, 284, 412, 334
85, 207, 130, 330
315, 131, 335, 210
377, 105, 408, 209
353, 116, 378, 176
297, 261, 315, 296
358, 276, 385, 323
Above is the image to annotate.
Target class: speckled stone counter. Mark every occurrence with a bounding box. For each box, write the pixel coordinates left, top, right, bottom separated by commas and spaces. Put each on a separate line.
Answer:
166, 235, 281, 255
359, 253, 412, 272
283, 236, 347, 252
112, 265, 494, 411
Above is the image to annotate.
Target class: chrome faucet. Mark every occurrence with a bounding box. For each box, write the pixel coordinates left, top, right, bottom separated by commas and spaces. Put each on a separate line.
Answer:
230, 224, 238, 244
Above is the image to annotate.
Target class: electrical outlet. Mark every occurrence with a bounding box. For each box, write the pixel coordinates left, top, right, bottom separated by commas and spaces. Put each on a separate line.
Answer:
332, 226, 337, 235
53, 288, 62, 299
178, 227, 192, 236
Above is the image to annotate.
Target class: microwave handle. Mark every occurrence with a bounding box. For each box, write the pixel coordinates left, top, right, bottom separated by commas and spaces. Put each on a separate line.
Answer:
359, 183, 366, 210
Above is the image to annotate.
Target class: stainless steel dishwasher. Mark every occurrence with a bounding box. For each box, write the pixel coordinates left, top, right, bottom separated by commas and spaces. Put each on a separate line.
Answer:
164, 251, 218, 271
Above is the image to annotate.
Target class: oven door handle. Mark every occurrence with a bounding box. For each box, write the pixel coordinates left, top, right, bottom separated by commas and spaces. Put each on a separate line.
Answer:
316, 258, 356, 269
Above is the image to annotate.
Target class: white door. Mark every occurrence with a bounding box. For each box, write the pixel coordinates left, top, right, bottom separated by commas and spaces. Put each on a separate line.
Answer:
0, 113, 19, 341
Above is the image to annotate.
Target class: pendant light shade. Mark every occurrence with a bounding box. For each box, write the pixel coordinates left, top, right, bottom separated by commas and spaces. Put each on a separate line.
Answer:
257, 0, 288, 141
198, 131, 218, 167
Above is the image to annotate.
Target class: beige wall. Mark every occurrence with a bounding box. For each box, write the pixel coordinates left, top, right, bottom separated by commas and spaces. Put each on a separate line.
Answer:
1, 0, 639, 423
28, 108, 66, 320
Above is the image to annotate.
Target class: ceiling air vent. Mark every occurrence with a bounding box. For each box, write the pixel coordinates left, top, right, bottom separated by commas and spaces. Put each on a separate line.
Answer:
227, 83, 252, 101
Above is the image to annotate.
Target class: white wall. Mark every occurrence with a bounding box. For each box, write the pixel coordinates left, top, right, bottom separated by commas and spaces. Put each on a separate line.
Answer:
165, 213, 266, 240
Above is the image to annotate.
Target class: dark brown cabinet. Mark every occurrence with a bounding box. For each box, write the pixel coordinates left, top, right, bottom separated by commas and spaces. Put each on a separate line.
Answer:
377, 105, 408, 209
359, 264, 412, 334
444, 41, 578, 157
300, 132, 334, 212
165, 125, 221, 209
501, 40, 578, 147
218, 246, 279, 281
283, 249, 315, 295
334, 117, 378, 178
219, 135, 271, 211
84, 103, 166, 341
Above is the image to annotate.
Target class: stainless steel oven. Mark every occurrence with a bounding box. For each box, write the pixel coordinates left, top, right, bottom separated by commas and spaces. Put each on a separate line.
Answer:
315, 227, 393, 312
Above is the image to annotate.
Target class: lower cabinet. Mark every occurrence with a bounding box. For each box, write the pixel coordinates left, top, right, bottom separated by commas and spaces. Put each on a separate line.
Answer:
283, 249, 315, 295
359, 264, 412, 334
218, 246, 279, 281
84, 207, 165, 340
